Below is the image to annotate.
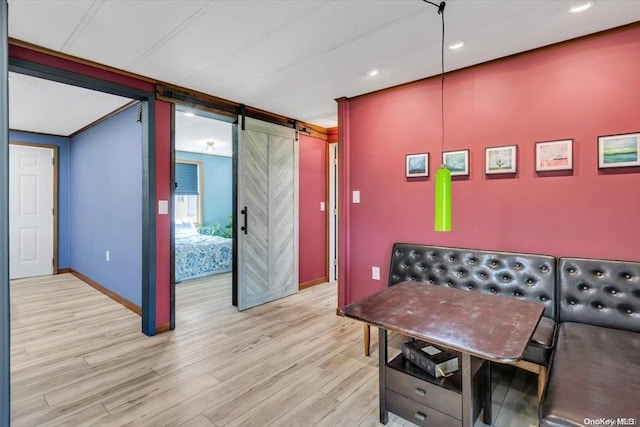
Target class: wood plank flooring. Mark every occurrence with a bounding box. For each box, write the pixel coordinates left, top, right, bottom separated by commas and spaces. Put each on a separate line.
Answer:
10, 273, 538, 426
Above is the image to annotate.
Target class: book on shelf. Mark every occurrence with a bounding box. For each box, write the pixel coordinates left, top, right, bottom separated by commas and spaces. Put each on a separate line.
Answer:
402, 339, 459, 378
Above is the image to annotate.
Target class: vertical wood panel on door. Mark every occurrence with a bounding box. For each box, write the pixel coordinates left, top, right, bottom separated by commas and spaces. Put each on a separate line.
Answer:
237, 117, 298, 310
9, 144, 54, 279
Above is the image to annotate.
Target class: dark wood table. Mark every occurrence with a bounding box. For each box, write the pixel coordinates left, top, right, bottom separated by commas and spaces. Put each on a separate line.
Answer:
341, 281, 544, 427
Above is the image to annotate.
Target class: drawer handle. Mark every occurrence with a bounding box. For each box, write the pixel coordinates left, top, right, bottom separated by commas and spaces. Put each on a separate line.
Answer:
414, 411, 427, 422
414, 387, 426, 397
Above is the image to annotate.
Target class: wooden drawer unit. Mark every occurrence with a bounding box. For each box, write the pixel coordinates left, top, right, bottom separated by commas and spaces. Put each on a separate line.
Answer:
386, 389, 460, 427
385, 354, 483, 426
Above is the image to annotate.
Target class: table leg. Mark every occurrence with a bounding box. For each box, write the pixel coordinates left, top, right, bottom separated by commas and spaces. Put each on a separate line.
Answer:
461, 353, 473, 427
379, 328, 388, 424
483, 361, 492, 425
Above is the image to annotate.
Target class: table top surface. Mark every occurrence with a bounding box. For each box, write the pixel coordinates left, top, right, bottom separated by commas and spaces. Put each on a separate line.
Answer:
341, 281, 544, 363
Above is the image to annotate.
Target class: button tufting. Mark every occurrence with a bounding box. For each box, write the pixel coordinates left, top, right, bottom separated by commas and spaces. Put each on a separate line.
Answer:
503, 276, 510, 282
448, 256, 455, 262
568, 268, 575, 274
428, 279, 434, 284
627, 309, 633, 314
469, 258, 476, 265
541, 266, 549, 272
569, 299, 576, 305
490, 261, 497, 267
468, 285, 473, 290
514, 291, 521, 297
610, 289, 618, 295
596, 271, 603, 277
527, 279, 534, 285
580, 285, 589, 291
596, 304, 603, 309
410, 276, 416, 281
540, 296, 547, 301
625, 274, 632, 280
490, 288, 497, 293
514, 263, 521, 269
457, 271, 464, 277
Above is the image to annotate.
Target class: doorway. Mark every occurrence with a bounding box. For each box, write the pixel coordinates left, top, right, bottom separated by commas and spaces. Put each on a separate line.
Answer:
171, 107, 234, 322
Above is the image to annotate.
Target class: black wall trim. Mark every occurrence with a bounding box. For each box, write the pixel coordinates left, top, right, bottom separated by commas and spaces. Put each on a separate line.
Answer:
169, 103, 176, 330
1, 1, 11, 425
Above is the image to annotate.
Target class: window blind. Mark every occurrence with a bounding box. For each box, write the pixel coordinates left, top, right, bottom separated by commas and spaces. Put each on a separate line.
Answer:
175, 163, 199, 195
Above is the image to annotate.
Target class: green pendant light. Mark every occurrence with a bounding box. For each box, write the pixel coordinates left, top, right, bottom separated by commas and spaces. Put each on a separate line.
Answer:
425, 0, 451, 231
435, 165, 451, 231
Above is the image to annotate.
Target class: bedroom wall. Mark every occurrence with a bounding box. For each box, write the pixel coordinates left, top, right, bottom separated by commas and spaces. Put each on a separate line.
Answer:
8, 131, 71, 269
338, 24, 640, 306
70, 105, 143, 306
299, 134, 328, 285
175, 151, 232, 228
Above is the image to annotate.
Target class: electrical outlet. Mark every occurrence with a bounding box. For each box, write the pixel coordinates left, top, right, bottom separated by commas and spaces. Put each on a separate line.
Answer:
372, 266, 380, 280
106, 251, 110, 261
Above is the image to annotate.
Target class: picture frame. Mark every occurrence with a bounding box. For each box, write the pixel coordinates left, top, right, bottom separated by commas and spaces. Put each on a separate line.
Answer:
485, 145, 517, 174
535, 139, 573, 172
442, 149, 470, 176
406, 153, 429, 177
598, 132, 640, 169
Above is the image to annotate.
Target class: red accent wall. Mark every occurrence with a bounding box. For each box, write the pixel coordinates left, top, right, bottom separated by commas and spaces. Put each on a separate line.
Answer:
339, 25, 640, 306
155, 101, 171, 325
299, 134, 328, 284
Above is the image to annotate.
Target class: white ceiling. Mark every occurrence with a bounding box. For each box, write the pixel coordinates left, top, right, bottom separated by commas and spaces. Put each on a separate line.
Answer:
7, 0, 640, 133
175, 109, 233, 157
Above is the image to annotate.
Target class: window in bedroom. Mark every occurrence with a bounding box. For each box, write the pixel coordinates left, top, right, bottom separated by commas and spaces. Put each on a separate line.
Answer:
175, 161, 202, 225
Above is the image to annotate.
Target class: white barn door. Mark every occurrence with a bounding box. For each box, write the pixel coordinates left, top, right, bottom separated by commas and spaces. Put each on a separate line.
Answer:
237, 117, 298, 310
9, 144, 54, 279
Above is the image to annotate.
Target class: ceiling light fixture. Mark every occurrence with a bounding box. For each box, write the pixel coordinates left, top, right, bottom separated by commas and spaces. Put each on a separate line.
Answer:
205, 141, 215, 152
366, 69, 379, 77
423, 0, 451, 232
568, 1, 594, 14
447, 40, 466, 50
184, 112, 195, 117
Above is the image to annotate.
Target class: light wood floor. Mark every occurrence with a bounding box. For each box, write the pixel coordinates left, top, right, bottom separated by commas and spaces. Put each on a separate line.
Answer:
10, 273, 538, 426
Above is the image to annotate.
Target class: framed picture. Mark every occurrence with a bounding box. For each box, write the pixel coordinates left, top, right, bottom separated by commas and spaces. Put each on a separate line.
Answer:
598, 132, 640, 169
485, 145, 517, 174
442, 149, 469, 176
406, 153, 429, 177
535, 139, 573, 171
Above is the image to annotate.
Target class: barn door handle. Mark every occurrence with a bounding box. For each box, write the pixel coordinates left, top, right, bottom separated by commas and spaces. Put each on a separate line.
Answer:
240, 207, 248, 234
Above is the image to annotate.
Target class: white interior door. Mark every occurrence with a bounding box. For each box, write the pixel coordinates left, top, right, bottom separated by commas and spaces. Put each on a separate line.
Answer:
9, 144, 54, 279
237, 117, 298, 310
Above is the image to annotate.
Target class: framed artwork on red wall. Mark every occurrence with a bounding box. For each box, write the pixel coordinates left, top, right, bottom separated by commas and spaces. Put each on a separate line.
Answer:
535, 139, 573, 172
406, 153, 429, 177
485, 145, 517, 174
598, 132, 640, 169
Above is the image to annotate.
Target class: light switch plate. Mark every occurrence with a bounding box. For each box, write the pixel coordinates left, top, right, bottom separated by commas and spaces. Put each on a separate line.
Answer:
353, 191, 360, 204
372, 266, 380, 280
320, 202, 325, 211
158, 200, 168, 215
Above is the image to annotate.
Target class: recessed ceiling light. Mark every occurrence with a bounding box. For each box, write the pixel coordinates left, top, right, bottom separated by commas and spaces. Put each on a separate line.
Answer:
366, 69, 379, 77
183, 112, 195, 117
447, 40, 466, 50
569, 1, 594, 14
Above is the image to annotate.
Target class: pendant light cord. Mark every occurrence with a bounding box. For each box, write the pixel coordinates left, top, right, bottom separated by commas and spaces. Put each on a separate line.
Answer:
423, 1, 446, 166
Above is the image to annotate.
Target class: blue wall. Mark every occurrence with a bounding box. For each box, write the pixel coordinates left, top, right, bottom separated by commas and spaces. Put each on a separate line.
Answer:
9, 131, 71, 269
70, 106, 142, 306
176, 151, 232, 227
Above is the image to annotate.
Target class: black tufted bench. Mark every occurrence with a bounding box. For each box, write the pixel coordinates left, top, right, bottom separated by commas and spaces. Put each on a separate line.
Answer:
539, 257, 640, 426
363, 243, 557, 400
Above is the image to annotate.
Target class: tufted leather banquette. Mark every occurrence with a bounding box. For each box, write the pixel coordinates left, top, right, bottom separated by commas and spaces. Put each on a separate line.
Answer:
388, 243, 557, 367
540, 257, 640, 427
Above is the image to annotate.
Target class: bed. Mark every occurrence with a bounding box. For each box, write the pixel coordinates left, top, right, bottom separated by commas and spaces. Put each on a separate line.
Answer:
175, 221, 232, 282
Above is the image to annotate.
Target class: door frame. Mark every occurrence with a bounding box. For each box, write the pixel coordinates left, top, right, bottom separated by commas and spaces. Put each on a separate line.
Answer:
9, 142, 59, 275
5, 57, 158, 338
328, 142, 338, 282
